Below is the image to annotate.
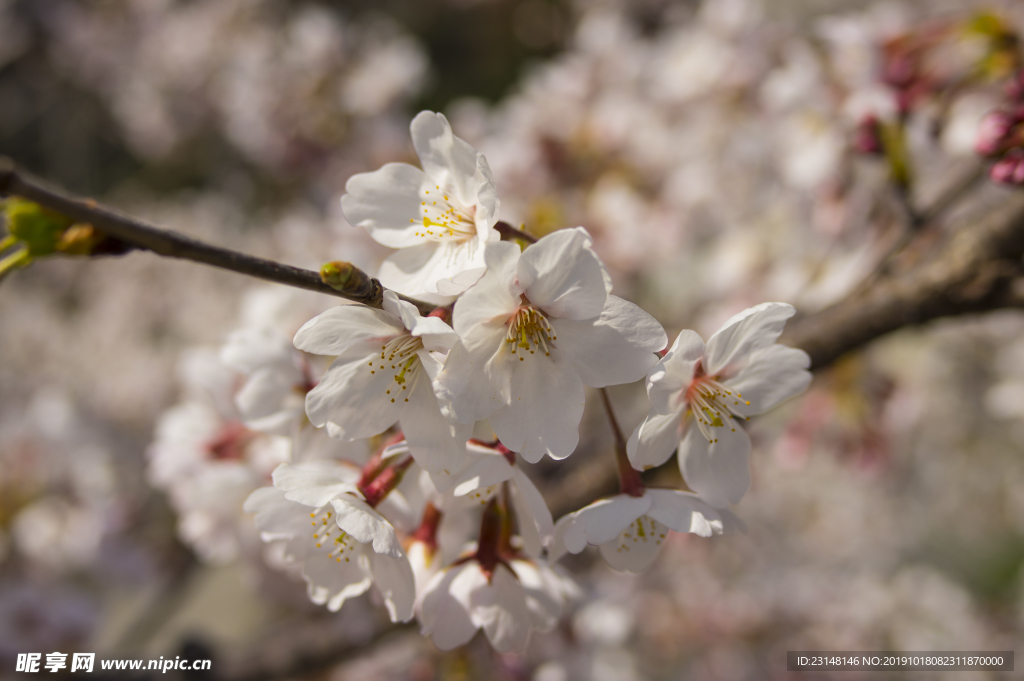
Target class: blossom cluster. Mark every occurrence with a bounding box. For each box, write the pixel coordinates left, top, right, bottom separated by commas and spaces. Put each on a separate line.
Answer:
976, 69, 1024, 184
142, 112, 811, 652
3, 0, 1024, 672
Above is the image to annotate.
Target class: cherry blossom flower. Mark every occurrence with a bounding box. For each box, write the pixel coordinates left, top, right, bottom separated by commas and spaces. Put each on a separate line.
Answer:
221, 325, 316, 436
341, 111, 500, 301
432, 440, 554, 557
294, 291, 469, 474
418, 557, 576, 653
244, 460, 416, 622
436, 228, 667, 462
550, 489, 742, 573
627, 303, 811, 508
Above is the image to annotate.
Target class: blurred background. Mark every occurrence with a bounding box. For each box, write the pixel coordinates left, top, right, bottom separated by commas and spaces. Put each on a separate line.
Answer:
1, 0, 1024, 678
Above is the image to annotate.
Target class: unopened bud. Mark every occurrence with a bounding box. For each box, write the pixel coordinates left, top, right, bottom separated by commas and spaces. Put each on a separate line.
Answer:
320, 260, 383, 304
854, 115, 885, 156
55, 224, 104, 255
990, 149, 1024, 185
321, 260, 356, 289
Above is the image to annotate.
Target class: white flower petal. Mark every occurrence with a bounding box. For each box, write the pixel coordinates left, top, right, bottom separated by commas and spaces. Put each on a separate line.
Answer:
510, 467, 555, 556
369, 551, 416, 622
678, 421, 751, 508
626, 408, 686, 470
341, 162, 428, 248
294, 306, 402, 358
271, 461, 361, 509
551, 295, 666, 387
330, 496, 403, 558
518, 228, 610, 320
648, 330, 705, 413
471, 154, 500, 234
450, 453, 514, 497
420, 563, 483, 650
411, 111, 481, 206
598, 514, 667, 573
563, 494, 652, 548
644, 489, 724, 537
724, 344, 811, 415
473, 564, 531, 653
409, 317, 458, 353
221, 327, 295, 374
549, 514, 576, 561
435, 334, 513, 424
489, 351, 584, 462
235, 368, 294, 422
435, 266, 487, 296
303, 551, 372, 611
703, 302, 796, 376
400, 372, 472, 474
377, 243, 461, 300
304, 355, 399, 437
244, 486, 306, 540
451, 242, 522, 342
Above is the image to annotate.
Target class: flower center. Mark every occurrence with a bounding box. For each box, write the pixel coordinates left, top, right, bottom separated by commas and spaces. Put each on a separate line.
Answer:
413, 185, 478, 244
505, 305, 556, 361
310, 507, 356, 563
367, 334, 424, 404
684, 375, 750, 444
613, 515, 666, 554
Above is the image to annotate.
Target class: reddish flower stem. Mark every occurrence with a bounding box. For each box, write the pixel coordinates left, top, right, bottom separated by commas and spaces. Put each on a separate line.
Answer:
600, 387, 645, 497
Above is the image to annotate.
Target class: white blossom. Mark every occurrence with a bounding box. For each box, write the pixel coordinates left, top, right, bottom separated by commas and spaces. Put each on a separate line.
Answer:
418, 557, 575, 653
430, 441, 554, 557
436, 228, 667, 462
341, 111, 500, 301
294, 291, 470, 474
550, 489, 742, 573
628, 303, 811, 507
244, 460, 416, 622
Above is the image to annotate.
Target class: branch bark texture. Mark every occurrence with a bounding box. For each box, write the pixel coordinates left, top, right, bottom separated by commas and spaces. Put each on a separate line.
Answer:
781, 191, 1024, 369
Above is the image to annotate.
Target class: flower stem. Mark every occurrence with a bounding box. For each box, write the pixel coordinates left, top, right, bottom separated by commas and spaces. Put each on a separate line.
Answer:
600, 388, 645, 497
360, 455, 413, 508
475, 497, 502, 580
411, 502, 442, 553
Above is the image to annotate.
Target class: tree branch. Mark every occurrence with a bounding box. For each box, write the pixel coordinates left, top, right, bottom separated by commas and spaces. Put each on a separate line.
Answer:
0, 157, 434, 315
782, 191, 1024, 369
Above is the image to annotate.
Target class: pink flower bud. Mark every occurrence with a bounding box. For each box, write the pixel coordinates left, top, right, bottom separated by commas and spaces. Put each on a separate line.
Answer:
975, 111, 1015, 157
854, 115, 885, 155
990, 150, 1024, 185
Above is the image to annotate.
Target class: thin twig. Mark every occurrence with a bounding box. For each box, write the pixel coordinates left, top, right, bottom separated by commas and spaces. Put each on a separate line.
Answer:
0, 157, 434, 315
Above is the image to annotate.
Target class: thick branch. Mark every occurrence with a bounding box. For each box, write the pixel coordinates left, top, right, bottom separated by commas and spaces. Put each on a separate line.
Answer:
782, 192, 1024, 369
0, 157, 433, 315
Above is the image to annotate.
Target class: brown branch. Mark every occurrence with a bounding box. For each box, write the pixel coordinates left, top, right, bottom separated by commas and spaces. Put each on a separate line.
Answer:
0, 157, 434, 315
782, 191, 1024, 370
